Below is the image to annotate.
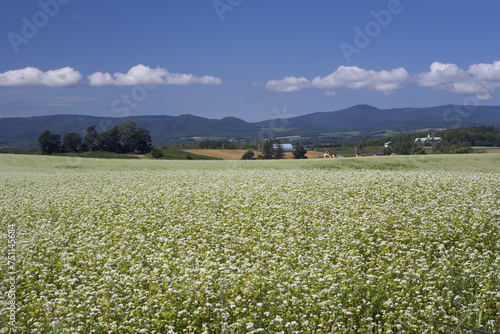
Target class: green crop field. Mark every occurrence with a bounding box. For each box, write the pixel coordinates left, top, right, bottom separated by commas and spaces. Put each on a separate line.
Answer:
1, 154, 499, 333
147, 148, 222, 160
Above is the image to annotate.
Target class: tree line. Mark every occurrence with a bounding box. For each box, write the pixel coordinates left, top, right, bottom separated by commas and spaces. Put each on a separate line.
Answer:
241, 140, 308, 160
38, 120, 152, 155
370, 133, 473, 156
357, 125, 500, 155
435, 125, 500, 147
198, 138, 238, 150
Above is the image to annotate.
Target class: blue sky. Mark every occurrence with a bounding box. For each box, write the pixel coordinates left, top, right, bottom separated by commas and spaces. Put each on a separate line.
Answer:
1, 0, 500, 122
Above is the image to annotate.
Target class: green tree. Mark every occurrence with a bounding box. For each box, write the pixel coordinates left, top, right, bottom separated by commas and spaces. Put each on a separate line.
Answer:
292, 143, 308, 159
119, 120, 138, 152
431, 141, 447, 154
450, 143, 473, 154
84, 125, 99, 152
38, 130, 51, 154
273, 141, 285, 159
262, 140, 274, 159
150, 147, 164, 159
241, 150, 255, 160
199, 139, 212, 149
129, 128, 152, 154
63, 132, 82, 153
50, 133, 61, 154
411, 143, 426, 155
98, 126, 121, 153
38, 130, 61, 154
357, 140, 366, 149
393, 134, 413, 155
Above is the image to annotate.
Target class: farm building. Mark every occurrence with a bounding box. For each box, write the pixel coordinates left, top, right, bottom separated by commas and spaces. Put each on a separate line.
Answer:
372, 151, 383, 156
273, 144, 294, 151
355, 149, 367, 157
415, 134, 441, 143
323, 151, 338, 158
384, 141, 393, 148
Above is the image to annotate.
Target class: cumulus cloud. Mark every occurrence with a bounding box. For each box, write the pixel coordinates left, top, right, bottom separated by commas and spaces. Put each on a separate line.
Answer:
312, 66, 409, 94
263, 61, 500, 100
0, 67, 82, 87
415, 62, 469, 88
265, 76, 311, 93
468, 61, 500, 90
263, 66, 409, 95
416, 61, 500, 100
88, 64, 222, 86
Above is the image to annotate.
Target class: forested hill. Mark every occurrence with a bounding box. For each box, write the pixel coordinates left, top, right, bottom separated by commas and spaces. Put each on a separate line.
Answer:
253, 104, 500, 135
0, 114, 260, 148
1, 104, 500, 148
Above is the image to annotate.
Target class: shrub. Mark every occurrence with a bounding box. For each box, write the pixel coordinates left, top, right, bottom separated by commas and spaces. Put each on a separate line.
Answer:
241, 150, 255, 160
150, 147, 164, 159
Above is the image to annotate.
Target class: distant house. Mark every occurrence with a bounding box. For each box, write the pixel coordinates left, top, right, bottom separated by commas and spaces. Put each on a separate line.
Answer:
323, 151, 338, 158
372, 151, 382, 157
355, 149, 367, 157
414, 134, 441, 144
273, 143, 294, 151
384, 141, 393, 148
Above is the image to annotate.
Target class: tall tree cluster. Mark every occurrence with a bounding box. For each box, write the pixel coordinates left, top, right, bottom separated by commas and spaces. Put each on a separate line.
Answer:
38, 121, 152, 155
436, 125, 500, 147
292, 143, 308, 159
262, 139, 286, 159
38, 131, 63, 155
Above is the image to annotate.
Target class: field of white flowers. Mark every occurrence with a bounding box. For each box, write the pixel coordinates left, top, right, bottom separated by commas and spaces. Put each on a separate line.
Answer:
1, 155, 499, 333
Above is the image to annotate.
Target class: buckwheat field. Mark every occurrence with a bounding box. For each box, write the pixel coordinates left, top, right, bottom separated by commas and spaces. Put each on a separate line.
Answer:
1, 155, 499, 333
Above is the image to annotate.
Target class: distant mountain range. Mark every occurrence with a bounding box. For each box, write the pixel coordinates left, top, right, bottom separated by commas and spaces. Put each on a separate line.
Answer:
1, 104, 500, 148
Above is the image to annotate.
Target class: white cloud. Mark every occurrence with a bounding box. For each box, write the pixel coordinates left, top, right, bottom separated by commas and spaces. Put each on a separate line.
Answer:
264, 66, 409, 95
88, 64, 222, 86
415, 62, 469, 88
264, 61, 500, 100
264, 76, 310, 92
0, 67, 82, 87
311, 66, 409, 94
416, 61, 499, 100
468, 61, 500, 90
87, 72, 114, 86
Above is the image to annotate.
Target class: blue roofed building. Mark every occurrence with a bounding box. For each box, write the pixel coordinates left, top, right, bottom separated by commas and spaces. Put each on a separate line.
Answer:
273, 144, 294, 151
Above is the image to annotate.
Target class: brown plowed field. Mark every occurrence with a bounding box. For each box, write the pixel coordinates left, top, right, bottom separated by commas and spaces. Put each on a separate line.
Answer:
185, 150, 324, 160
